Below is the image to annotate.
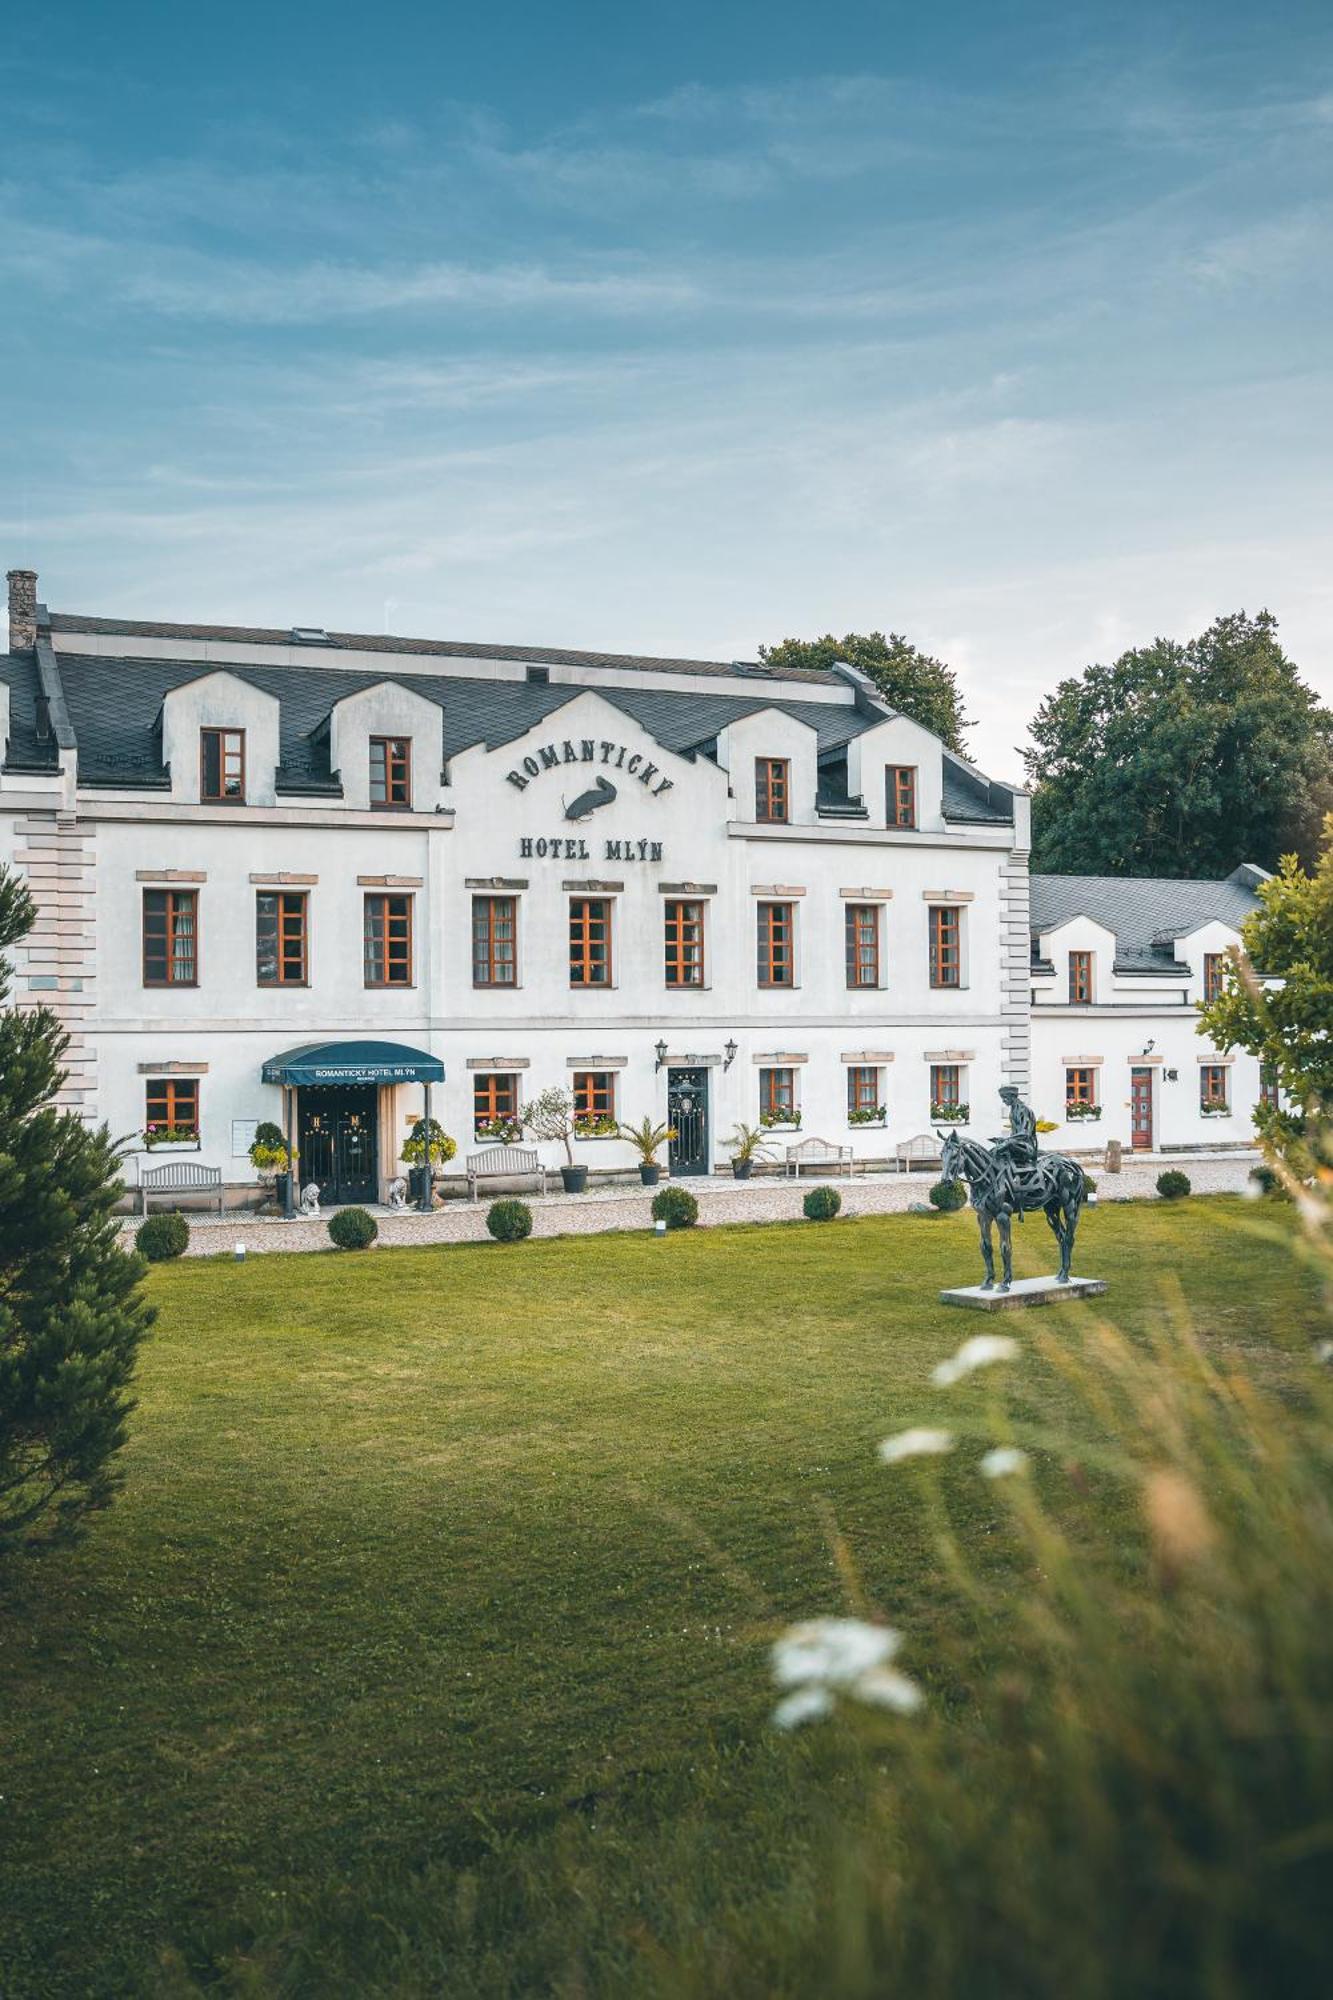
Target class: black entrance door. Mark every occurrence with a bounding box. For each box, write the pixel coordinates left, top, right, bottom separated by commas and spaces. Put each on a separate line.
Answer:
299, 1088, 378, 1204
667, 1068, 710, 1177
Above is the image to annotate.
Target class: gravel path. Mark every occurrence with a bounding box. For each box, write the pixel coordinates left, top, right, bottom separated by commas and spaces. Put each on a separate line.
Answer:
121, 1151, 1261, 1257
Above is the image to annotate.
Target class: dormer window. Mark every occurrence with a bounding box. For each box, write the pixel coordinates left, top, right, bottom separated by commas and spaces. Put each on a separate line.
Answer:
200, 728, 245, 802
1069, 950, 1093, 1004
756, 757, 790, 824
887, 765, 917, 828
370, 736, 411, 810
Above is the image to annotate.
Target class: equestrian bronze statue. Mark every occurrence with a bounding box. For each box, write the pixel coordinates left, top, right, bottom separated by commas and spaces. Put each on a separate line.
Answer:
938, 1086, 1086, 1292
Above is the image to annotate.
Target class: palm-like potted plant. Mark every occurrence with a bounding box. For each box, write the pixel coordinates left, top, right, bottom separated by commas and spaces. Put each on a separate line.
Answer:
399, 1117, 457, 1205
726, 1122, 773, 1181
522, 1087, 588, 1193
618, 1114, 675, 1186
248, 1121, 291, 1209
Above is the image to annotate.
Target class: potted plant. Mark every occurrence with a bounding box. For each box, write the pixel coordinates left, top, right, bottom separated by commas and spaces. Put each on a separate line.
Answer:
930, 1100, 969, 1124
1065, 1103, 1103, 1122
248, 1121, 291, 1208
726, 1122, 773, 1180
848, 1104, 888, 1127
573, 1113, 618, 1140
476, 1114, 522, 1144
142, 1123, 201, 1153
399, 1117, 457, 1205
522, 1087, 588, 1193
759, 1107, 802, 1131
618, 1115, 675, 1186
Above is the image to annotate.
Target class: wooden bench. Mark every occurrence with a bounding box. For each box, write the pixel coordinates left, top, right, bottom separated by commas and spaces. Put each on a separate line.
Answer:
784, 1136, 855, 1179
139, 1159, 224, 1217
466, 1146, 547, 1202
894, 1132, 943, 1175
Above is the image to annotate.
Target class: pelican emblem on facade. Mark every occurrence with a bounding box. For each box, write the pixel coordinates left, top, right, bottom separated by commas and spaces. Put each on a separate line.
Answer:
563, 775, 618, 821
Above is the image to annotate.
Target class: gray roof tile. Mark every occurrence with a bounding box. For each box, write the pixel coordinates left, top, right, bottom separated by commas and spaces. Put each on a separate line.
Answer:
1030, 871, 1264, 972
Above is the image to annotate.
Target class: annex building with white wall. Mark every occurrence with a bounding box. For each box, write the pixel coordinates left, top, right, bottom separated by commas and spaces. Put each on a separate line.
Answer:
0, 567, 1268, 1209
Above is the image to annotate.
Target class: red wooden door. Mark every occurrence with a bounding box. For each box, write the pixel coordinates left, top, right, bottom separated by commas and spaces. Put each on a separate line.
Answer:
1130, 1068, 1154, 1151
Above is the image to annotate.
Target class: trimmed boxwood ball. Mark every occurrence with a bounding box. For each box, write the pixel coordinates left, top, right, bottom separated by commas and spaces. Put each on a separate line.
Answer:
651, 1185, 699, 1230
136, 1211, 189, 1261
1082, 1173, 1098, 1196
929, 1179, 967, 1213
1156, 1169, 1192, 1201
1249, 1164, 1283, 1198
327, 1206, 379, 1250
487, 1198, 533, 1243
803, 1186, 841, 1222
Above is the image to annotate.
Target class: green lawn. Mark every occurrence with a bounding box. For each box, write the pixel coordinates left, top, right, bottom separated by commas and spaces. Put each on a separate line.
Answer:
0, 1199, 1323, 1998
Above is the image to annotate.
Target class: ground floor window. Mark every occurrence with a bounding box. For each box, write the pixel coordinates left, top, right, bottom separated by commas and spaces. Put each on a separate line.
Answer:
1260, 1063, 1280, 1109
759, 1066, 797, 1125
846, 1065, 883, 1121
1200, 1064, 1230, 1112
930, 1064, 966, 1119
1066, 1066, 1098, 1114
572, 1070, 617, 1132
145, 1077, 199, 1142
474, 1073, 520, 1140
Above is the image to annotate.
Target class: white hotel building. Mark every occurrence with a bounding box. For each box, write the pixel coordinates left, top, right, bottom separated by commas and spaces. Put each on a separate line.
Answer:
0, 570, 1267, 1207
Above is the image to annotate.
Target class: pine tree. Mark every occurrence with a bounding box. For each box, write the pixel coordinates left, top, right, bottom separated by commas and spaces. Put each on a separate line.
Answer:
0, 866, 154, 1545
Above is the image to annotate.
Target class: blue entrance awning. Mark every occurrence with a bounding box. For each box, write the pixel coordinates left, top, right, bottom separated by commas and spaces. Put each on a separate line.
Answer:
261, 1040, 445, 1088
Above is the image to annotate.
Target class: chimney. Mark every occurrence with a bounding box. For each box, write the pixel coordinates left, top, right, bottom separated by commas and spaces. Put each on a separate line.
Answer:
7, 568, 38, 653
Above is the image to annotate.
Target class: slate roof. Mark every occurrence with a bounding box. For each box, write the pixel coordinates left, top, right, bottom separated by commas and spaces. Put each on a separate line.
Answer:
37, 646, 1016, 826
1029, 871, 1264, 974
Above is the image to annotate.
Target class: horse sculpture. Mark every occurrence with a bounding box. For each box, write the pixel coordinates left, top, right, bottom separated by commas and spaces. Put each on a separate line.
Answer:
939, 1108, 1086, 1292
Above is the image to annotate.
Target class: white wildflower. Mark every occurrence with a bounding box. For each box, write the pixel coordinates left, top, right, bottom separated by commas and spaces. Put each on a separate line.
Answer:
878, 1427, 955, 1464
772, 1617, 900, 1689
772, 1686, 835, 1730
979, 1445, 1029, 1479
932, 1333, 1021, 1386
852, 1665, 925, 1714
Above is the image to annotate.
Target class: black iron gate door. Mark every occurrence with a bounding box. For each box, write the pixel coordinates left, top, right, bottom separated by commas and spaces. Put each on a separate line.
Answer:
667, 1068, 709, 1177
299, 1087, 379, 1203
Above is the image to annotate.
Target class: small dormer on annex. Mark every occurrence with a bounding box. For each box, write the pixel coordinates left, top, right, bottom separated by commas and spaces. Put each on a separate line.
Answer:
1169, 920, 1245, 1008
325, 680, 446, 815
1031, 915, 1120, 1009
159, 672, 280, 807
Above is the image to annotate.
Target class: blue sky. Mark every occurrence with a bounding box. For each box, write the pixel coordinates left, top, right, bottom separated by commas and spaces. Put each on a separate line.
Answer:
3, 0, 1331, 777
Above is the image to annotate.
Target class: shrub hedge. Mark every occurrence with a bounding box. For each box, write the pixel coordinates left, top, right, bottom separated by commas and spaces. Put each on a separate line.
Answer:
486, 1198, 533, 1242
327, 1207, 379, 1250
1156, 1169, 1192, 1201
929, 1179, 967, 1213
651, 1186, 699, 1230
803, 1186, 842, 1222
135, 1211, 189, 1261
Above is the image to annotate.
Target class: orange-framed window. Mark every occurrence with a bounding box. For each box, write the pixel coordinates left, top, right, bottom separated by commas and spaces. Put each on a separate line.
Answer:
887, 765, 917, 828
929, 905, 960, 988
1200, 1064, 1229, 1110
847, 1065, 880, 1116
200, 727, 245, 802
569, 897, 612, 986
573, 1071, 616, 1124
144, 1076, 199, 1137
757, 901, 794, 987
756, 757, 790, 824
473, 1073, 519, 1136
1069, 950, 1093, 1004
1203, 952, 1226, 1002
369, 736, 412, 809
1260, 1063, 1280, 1109
845, 903, 880, 987
363, 893, 412, 986
931, 1063, 961, 1111
760, 1066, 796, 1121
1066, 1066, 1097, 1109
142, 888, 198, 986
256, 891, 308, 985
472, 895, 517, 987
664, 899, 705, 987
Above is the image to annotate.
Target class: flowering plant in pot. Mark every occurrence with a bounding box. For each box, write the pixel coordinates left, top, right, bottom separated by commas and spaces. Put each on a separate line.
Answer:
248, 1120, 291, 1205
1065, 1102, 1103, 1121
522, 1087, 588, 1193
399, 1117, 457, 1204
476, 1114, 522, 1144
726, 1122, 773, 1180
618, 1115, 675, 1186
930, 1101, 969, 1124
760, 1108, 802, 1131
143, 1122, 200, 1151
848, 1104, 887, 1126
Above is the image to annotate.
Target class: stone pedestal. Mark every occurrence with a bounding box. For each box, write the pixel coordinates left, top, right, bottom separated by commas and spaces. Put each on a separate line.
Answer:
940, 1275, 1107, 1312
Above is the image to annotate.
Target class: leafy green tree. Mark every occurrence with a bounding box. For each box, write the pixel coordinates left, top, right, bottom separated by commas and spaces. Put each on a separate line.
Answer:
1198, 815, 1333, 1140
1025, 611, 1333, 876
0, 867, 154, 1545
757, 632, 970, 753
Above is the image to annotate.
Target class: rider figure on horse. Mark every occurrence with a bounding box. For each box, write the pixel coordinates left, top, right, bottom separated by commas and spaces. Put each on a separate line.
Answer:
991, 1085, 1040, 1206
